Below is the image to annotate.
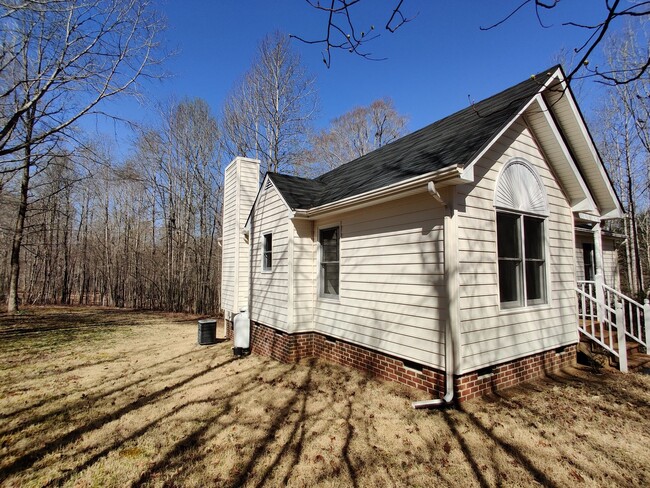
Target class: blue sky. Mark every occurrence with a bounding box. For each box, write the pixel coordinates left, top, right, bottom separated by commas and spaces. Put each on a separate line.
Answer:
94, 1, 620, 155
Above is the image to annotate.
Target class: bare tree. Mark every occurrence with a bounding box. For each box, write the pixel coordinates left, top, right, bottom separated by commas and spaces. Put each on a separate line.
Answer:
222, 32, 318, 175
307, 97, 407, 175
0, 0, 164, 312
595, 25, 650, 295
483, 0, 649, 85
295, 0, 649, 84
134, 98, 223, 313
291, 0, 415, 68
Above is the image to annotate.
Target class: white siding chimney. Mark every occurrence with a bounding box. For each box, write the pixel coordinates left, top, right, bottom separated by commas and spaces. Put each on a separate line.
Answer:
221, 157, 260, 320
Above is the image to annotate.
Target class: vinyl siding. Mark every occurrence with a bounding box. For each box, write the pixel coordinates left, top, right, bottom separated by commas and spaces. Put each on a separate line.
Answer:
238, 161, 259, 308
602, 237, 620, 289
250, 183, 290, 329
310, 192, 446, 369
292, 219, 315, 330
574, 233, 620, 289
221, 163, 238, 314
457, 118, 577, 374
220, 158, 259, 316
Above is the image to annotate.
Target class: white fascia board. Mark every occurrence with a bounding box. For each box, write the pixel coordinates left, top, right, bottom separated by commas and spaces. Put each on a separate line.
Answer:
601, 207, 624, 220
575, 212, 601, 223
292, 164, 468, 219
532, 94, 598, 214
463, 88, 546, 174
462, 66, 591, 179
546, 78, 624, 219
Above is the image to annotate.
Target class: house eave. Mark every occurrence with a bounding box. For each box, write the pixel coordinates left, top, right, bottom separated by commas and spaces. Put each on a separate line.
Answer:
292, 164, 469, 219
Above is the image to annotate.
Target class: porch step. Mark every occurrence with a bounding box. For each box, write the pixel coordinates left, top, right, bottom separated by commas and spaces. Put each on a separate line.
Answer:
580, 333, 642, 356
579, 323, 643, 356
578, 342, 650, 372
579, 323, 648, 371
627, 352, 650, 372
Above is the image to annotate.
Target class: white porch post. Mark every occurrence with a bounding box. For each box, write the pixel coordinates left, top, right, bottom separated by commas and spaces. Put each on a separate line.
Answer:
643, 298, 650, 354
616, 301, 628, 372
593, 222, 605, 279
593, 222, 605, 323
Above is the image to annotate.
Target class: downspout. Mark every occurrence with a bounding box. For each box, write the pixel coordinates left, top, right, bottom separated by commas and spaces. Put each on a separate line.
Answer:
413, 182, 458, 408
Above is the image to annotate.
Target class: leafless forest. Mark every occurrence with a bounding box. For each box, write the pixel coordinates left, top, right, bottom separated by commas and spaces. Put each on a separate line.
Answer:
0, 1, 649, 314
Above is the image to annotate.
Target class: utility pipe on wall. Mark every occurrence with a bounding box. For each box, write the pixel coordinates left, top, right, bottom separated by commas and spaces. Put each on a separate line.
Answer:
413, 181, 458, 408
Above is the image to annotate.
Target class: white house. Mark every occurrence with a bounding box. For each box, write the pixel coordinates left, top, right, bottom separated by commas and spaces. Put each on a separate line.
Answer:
221, 66, 630, 404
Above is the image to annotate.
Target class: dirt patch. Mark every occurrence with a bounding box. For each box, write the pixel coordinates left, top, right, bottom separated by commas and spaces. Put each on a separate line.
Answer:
1, 307, 649, 487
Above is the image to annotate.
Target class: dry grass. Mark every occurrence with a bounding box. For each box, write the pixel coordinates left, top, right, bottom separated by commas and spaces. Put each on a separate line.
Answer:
1, 307, 649, 487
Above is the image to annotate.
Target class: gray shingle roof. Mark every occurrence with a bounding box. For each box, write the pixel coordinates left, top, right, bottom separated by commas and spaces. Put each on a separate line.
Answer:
269, 66, 559, 210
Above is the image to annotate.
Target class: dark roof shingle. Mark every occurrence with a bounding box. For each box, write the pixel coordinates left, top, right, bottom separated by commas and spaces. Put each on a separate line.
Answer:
269, 67, 559, 210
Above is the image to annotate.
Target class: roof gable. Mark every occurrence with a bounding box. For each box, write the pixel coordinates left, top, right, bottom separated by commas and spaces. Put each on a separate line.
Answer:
265, 65, 621, 220
269, 67, 558, 210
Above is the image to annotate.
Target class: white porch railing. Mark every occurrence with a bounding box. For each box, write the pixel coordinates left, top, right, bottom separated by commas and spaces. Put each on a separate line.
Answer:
577, 276, 650, 373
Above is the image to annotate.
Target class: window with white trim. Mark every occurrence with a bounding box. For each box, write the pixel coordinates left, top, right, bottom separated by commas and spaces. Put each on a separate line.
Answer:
319, 226, 339, 298
495, 160, 548, 308
262, 233, 272, 271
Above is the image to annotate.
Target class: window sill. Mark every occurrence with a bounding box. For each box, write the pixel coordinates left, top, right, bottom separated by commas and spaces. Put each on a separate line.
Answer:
498, 303, 551, 315
318, 295, 340, 304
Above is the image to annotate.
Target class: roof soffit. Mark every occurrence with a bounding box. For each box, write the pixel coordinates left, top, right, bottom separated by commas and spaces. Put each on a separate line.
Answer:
540, 78, 623, 218
524, 94, 597, 214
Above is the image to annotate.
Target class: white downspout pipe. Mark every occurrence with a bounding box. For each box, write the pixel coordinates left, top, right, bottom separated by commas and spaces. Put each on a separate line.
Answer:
413, 182, 457, 408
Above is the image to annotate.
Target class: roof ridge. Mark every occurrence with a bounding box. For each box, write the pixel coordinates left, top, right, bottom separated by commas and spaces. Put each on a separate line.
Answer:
269, 65, 562, 210
312, 65, 560, 184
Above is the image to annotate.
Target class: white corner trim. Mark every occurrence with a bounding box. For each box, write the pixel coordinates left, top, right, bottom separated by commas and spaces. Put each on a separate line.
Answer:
287, 219, 294, 331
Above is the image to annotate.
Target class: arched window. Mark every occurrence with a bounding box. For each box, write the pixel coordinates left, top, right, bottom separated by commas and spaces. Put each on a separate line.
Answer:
494, 160, 548, 308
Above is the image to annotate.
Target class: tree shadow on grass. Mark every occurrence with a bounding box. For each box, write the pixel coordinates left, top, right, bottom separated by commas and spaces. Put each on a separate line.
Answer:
0, 346, 214, 436
0, 356, 237, 482
428, 368, 650, 488
444, 406, 558, 488
47, 359, 281, 487
226, 362, 312, 488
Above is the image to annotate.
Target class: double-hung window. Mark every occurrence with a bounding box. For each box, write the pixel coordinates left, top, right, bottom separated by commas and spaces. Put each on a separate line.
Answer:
262, 233, 272, 271
497, 213, 546, 307
495, 160, 548, 309
319, 226, 339, 298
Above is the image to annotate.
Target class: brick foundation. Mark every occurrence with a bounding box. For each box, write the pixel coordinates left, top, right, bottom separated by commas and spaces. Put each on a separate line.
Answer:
453, 345, 577, 402
230, 320, 576, 402
225, 319, 233, 340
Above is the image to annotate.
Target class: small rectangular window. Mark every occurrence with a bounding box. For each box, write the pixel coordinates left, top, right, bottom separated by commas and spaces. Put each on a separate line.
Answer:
319, 226, 339, 297
262, 233, 272, 271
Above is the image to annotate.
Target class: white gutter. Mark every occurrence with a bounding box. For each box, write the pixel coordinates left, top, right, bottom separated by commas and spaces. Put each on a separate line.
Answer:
292, 165, 468, 219
413, 182, 458, 408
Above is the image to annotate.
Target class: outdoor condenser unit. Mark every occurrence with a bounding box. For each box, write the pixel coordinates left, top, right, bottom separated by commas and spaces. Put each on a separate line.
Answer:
197, 319, 217, 345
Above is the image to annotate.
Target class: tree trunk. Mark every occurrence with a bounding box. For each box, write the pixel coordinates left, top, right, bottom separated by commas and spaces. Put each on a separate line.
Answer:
7, 114, 34, 313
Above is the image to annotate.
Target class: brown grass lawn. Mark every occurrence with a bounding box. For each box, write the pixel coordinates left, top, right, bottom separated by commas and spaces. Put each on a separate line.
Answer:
1, 307, 649, 487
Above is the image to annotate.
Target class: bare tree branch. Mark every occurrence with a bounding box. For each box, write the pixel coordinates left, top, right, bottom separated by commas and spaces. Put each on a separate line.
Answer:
291, 0, 414, 68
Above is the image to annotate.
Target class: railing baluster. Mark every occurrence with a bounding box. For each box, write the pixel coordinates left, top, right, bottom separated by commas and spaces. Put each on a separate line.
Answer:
626, 302, 631, 336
